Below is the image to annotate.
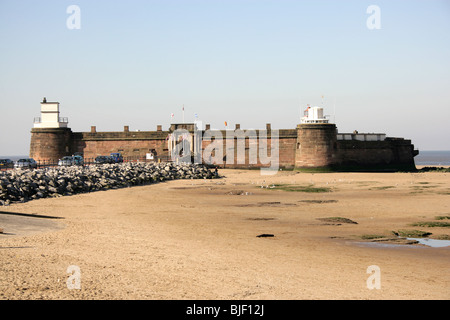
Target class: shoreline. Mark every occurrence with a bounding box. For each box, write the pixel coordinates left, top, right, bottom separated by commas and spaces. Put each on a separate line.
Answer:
1, 169, 449, 299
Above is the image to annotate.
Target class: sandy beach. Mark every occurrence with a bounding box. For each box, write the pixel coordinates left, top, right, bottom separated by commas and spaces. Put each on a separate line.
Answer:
0, 168, 449, 300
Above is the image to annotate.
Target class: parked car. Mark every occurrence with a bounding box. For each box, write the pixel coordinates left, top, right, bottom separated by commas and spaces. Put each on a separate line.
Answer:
58, 155, 84, 166
0, 158, 14, 169
73, 155, 84, 166
14, 158, 37, 169
106, 156, 115, 163
110, 153, 123, 163
95, 156, 110, 164
58, 156, 74, 166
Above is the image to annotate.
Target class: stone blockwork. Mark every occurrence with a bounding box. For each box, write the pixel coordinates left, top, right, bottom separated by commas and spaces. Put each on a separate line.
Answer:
71, 130, 168, 160
198, 129, 297, 169
336, 138, 419, 171
295, 124, 338, 169
29, 128, 73, 162
29, 122, 419, 171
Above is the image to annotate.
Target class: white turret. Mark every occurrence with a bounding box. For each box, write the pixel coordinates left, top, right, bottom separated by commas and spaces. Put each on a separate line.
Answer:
300, 105, 329, 124
33, 97, 68, 128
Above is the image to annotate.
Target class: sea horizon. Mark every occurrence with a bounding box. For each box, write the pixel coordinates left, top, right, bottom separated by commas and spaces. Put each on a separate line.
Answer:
2, 150, 450, 166
414, 150, 450, 166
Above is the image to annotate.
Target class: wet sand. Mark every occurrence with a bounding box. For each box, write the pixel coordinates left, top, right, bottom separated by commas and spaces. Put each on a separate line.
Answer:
0, 168, 449, 300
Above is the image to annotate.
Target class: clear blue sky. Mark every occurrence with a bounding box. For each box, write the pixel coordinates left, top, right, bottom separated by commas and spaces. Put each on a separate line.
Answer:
1, 0, 449, 155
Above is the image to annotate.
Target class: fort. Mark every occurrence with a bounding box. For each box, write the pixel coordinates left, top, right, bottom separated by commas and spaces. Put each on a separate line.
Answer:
30, 98, 419, 172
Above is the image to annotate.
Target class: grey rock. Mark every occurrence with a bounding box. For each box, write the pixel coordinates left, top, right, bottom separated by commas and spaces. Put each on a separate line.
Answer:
0, 162, 218, 205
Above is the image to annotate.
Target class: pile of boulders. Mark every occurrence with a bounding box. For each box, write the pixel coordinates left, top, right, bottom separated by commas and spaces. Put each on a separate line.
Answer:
0, 162, 217, 206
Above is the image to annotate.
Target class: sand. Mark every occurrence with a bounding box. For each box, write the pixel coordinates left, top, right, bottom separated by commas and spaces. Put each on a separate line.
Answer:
0, 168, 449, 300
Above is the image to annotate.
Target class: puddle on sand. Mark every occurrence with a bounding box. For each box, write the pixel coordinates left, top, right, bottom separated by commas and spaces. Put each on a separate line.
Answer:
353, 242, 416, 249
407, 238, 450, 248
353, 238, 450, 249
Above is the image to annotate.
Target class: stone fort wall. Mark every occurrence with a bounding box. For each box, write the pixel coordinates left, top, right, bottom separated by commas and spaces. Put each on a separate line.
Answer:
29, 123, 418, 171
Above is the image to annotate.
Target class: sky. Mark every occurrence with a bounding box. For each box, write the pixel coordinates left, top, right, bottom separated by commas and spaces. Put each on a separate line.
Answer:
1, 0, 449, 156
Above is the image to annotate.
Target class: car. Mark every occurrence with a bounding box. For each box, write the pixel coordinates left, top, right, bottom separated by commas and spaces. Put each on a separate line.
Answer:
58, 155, 84, 166
73, 155, 84, 166
0, 158, 14, 169
110, 153, 123, 163
58, 156, 74, 166
14, 158, 37, 169
106, 156, 115, 163
95, 156, 110, 164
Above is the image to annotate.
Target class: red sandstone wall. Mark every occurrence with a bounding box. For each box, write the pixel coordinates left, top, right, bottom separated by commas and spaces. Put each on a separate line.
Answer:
71, 131, 168, 161
46, 127, 418, 171
277, 137, 297, 169
199, 130, 296, 169
295, 124, 338, 168
81, 140, 167, 160
30, 128, 73, 161
336, 138, 417, 171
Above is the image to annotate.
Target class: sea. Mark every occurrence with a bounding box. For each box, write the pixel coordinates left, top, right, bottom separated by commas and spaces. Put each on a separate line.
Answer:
0, 155, 29, 162
414, 150, 450, 166
1, 151, 450, 166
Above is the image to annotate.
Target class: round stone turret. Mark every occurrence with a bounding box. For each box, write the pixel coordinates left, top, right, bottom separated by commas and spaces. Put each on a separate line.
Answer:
30, 98, 72, 161
295, 123, 338, 170
30, 127, 73, 162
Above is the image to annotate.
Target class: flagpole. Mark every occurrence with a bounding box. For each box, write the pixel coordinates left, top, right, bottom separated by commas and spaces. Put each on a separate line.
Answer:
183, 104, 185, 123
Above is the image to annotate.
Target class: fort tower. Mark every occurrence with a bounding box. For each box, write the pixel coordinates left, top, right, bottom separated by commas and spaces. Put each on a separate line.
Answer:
295, 106, 338, 170
30, 98, 72, 161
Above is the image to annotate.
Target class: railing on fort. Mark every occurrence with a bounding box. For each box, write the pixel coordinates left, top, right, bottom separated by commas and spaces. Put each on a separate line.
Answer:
337, 133, 386, 141
33, 117, 68, 124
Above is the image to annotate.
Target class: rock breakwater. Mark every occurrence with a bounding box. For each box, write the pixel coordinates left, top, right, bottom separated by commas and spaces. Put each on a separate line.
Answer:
0, 162, 217, 206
